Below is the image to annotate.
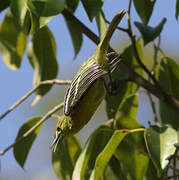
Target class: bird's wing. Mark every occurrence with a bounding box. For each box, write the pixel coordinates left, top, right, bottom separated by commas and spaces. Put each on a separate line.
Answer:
64, 52, 120, 115
64, 62, 106, 115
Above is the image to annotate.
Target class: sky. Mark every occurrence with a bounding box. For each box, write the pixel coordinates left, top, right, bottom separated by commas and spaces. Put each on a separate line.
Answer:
0, 0, 179, 179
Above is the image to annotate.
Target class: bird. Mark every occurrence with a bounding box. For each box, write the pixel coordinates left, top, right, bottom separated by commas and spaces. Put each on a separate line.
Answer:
51, 10, 126, 151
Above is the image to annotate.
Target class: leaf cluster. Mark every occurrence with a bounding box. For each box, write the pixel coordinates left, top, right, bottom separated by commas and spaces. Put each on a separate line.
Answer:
0, 0, 179, 179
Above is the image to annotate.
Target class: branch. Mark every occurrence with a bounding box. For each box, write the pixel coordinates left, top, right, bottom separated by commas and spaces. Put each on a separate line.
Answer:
147, 92, 160, 125
127, 8, 159, 87
146, 37, 161, 125
126, 0, 157, 84
164, 174, 179, 180
124, 63, 179, 112
152, 36, 161, 74
0, 102, 64, 155
61, 9, 179, 112
0, 79, 71, 121
62, 9, 100, 45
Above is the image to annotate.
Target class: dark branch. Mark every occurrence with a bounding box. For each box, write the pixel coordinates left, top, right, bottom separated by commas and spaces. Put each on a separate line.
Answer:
61, 9, 179, 112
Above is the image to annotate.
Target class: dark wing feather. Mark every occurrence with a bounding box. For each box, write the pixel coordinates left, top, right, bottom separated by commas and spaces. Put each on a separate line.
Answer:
64, 63, 106, 115
64, 52, 121, 115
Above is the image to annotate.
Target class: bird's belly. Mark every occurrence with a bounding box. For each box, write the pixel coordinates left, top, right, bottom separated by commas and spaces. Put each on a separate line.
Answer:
70, 79, 105, 134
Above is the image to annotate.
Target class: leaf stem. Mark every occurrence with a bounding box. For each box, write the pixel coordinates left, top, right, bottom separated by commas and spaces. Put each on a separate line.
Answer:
128, 128, 145, 133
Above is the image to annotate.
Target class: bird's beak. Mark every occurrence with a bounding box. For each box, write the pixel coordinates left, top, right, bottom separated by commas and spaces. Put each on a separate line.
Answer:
51, 134, 61, 152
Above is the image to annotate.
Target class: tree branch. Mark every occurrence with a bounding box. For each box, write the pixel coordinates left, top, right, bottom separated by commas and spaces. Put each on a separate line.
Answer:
62, 9, 100, 45
0, 102, 64, 155
0, 79, 71, 121
62, 9, 179, 112
164, 174, 179, 180
124, 62, 179, 112
147, 92, 160, 125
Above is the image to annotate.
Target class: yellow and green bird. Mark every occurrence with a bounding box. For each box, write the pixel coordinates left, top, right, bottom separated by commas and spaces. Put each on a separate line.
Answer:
52, 10, 126, 151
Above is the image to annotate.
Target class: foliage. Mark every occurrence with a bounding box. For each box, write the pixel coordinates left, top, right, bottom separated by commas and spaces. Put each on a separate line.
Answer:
0, 0, 179, 180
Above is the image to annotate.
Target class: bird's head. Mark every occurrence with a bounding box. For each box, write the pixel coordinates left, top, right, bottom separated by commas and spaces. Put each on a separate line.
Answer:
51, 115, 72, 151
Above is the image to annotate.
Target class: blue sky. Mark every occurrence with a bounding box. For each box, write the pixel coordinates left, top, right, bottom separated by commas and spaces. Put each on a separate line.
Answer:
0, 0, 179, 179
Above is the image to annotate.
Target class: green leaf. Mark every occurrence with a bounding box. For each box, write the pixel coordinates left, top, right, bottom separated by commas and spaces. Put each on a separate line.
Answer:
65, 0, 79, 12
95, 10, 106, 40
144, 125, 178, 177
158, 57, 179, 129
0, 0, 10, 12
72, 125, 114, 180
109, 94, 149, 180
115, 94, 147, 152
134, 18, 167, 45
133, 0, 156, 24
28, 0, 65, 32
29, 0, 65, 17
114, 95, 149, 180
113, 125, 148, 180
11, 0, 65, 34
13, 116, 42, 168
27, 26, 58, 105
115, 138, 149, 180
105, 42, 143, 119
176, 0, 179, 20
104, 156, 127, 180
52, 135, 81, 180
30, 12, 53, 33
145, 160, 160, 180
10, 0, 32, 34
89, 129, 129, 180
81, 0, 104, 21
110, 94, 149, 180
64, 16, 83, 59
116, 94, 139, 122
0, 10, 28, 70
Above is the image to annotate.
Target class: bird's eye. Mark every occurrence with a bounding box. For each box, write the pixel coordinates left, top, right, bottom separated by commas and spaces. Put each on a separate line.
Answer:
57, 126, 61, 132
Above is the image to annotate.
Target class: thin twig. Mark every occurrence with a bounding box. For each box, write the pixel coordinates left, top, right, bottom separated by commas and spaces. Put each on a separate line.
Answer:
164, 174, 179, 180
173, 156, 177, 179
0, 102, 64, 155
129, 25, 158, 85
0, 79, 71, 121
147, 92, 160, 125
126, 0, 161, 88
169, 165, 179, 173
128, 0, 156, 103
172, 149, 178, 179
152, 36, 161, 74
127, 0, 132, 34
146, 37, 161, 125
157, 46, 167, 58
166, 148, 179, 178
